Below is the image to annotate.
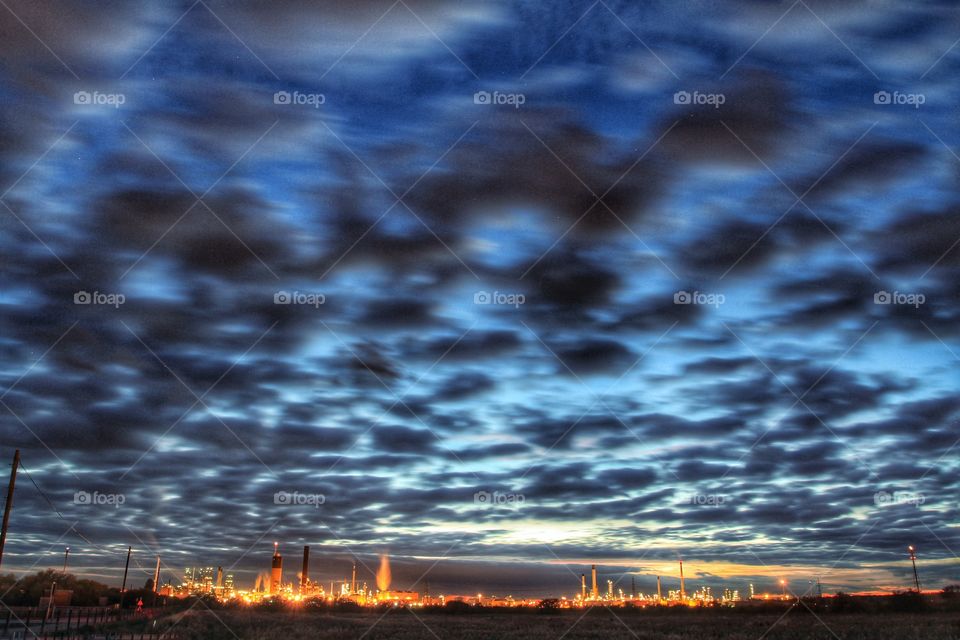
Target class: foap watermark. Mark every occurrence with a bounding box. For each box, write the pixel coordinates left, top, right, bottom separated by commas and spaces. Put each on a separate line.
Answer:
274, 490, 326, 508
474, 290, 525, 308
74, 91, 126, 108
74, 490, 125, 508
687, 493, 727, 508
473, 90, 525, 109
674, 290, 725, 308
473, 490, 525, 507
874, 290, 924, 308
674, 90, 725, 108
873, 90, 924, 109
274, 290, 325, 308
874, 491, 925, 507
74, 290, 125, 308
274, 91, 325, 108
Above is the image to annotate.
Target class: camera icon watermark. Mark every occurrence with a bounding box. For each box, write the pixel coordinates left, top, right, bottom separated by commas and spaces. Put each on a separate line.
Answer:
74, 490, 125, 508
873, 491, 924, 507
674, 290, 725, 308
473, 290, 525, 308
473, 90, 525, 109
273, 91, 325, 108
873, 90, 924, 108
473, 490, 525, 507
274, 290, 325, 308
873, 290, 924, 308
274, 491, 325, 508
73, 91, 126, 108
673, 90, 725, 108
74, 290, 125, 308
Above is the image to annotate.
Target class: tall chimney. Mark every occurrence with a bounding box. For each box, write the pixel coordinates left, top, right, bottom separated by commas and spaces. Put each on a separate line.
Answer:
351, 562, 357, 594
591, 565, 598, 598
657, 575, 662, 600
300, 546, 310, 595
216, 566, 223, 591
270, 543, 282, 595
679, 560, 685, 600
580, 573, 586, 601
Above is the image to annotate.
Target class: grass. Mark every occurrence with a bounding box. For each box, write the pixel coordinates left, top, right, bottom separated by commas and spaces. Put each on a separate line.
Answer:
106, 608, 960, 640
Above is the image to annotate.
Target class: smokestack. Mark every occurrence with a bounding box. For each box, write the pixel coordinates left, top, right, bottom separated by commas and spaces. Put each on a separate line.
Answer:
270, 543, 282, 595
351, 562, 357, 594
216, 566, 223, 590
679, 560, 685, 600
152, 556, 161, 594
631, 576, 636, 599
657, 575, 662, 600
591, 564, 598, 598
301, 546, 310, 595
581, 573, 586, 601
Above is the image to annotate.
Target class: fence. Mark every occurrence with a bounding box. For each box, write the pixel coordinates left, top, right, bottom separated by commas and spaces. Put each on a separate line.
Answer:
0, 607, 177, 640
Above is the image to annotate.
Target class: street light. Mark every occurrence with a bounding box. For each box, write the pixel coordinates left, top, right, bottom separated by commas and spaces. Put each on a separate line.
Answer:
908, 546, 921, 593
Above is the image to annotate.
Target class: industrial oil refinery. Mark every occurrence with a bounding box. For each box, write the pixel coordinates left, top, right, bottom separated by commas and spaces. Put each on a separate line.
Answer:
165, 545, 771, 609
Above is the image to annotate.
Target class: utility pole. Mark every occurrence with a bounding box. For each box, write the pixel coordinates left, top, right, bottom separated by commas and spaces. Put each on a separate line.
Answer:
0, 449, 20, 571
120, 546, 132, 607
908, 546, 921, 593
152, 555, 161, 594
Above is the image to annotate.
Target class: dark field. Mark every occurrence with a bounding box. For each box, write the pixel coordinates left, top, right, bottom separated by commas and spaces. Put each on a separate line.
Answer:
116, 609, 960, 640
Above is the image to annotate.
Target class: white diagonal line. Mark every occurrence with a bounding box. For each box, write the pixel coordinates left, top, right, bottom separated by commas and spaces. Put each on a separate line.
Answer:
921, 521, 958, 562
799, 0, 879, 81
321, 322, 477, 476
159, 519, 284, 639
920, 33, 960, 79
518, 119, 680, 279
118, 203, 198, 280
720, 122, 877, 280
0, 0, 79, 79
200, 119, 281, 198
0, 121, 78, 201
520, 1, 599, 79
0, 400, 81, 481
920, 119, 960, 164
720, 321, 880, 480
0, 202, 81, 279
396, 201, 480, 278
720, 0, 800, 79
318, 120, 480, 280
320, 0, 401, 80
398, 0, 478, 80
118, 321, 279, 480
598, 0, 678, 79
719, 120, 879, 279
196, 201, 280, 279
404, 607, 443, 640
120, 321, 279, 478
317, 321, 480, 477
516, 320, 679, 481
1, 320, 79, 400
199, 0, 281, 80
118, 119, 280, 279
119, 0, 202, 79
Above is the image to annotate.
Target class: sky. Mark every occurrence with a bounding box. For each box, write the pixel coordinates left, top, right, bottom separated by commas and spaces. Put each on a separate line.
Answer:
0, 0, 958, 599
